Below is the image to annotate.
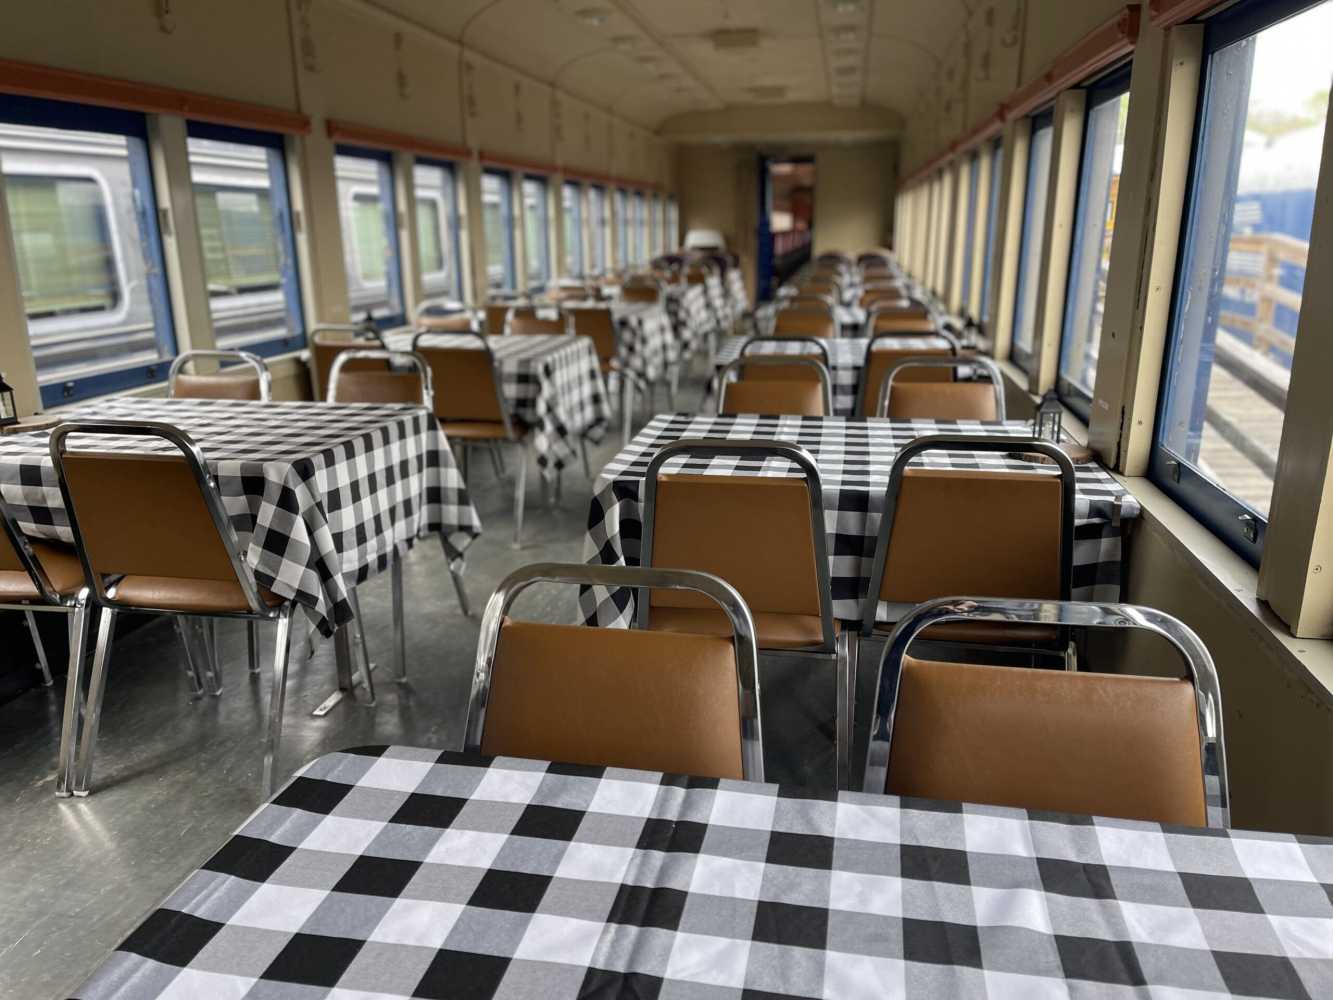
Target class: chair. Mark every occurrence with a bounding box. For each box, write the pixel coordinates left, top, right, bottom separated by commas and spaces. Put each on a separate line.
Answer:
773, 304, 839, 340
507, 305, 568, 336
880, 357, 1006, 420
859, 287, 911, 311
466, 562, 763, 781
49, 421, 299, 798
621, 277, 662, 304
867, 302, 933, 332
310, 324, 388, 400
168, 350, 271, 402
327, 349, 432, 407
784, 292, 838, 313
796, 278, 841, 302
717, 356, 832, 417
413, 330, 530, 549
566, 306, 621, 476
855, 332, 960, 417
416, 303, 477, 333
865, 596, 1229, 828
636, 439, 856, 786
549, 284, 593, 303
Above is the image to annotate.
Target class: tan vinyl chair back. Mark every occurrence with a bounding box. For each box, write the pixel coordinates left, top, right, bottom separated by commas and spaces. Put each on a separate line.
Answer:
568, 307, 619, 370
621, 283, 661, 304
549, 285, 593, 302
886, 657, 1207, 826
418, 312, 477, 333
884, 382, 1001, 421
870, 307, 933, 331
329, 369, 428, 406
415, 343, 508, 424
481, 619, 746, 779
169, 350, 270, 402
484, 303, 513, 336
686, 266, 708, 285
508, 307, 566, 336
719, 380, 827, 417
879, 469, 1063, 605
311, 331, 387, 401
860, 288, 911, 310
774, 308, 836, 340
860, 348, 954, 416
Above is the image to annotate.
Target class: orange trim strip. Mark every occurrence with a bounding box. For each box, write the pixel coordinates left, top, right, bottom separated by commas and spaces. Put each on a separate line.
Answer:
479, 151, 556, 175
0, 57, 310, 134
1149, 0, 1222, 28
327, 119, 469, 160
1006, 6, 1140, 119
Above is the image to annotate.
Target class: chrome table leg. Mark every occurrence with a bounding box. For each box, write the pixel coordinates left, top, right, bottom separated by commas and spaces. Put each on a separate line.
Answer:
72, 607, 117, 796
391, 551, 407, 682
55, 594, 93, 797
261, 608, 293, 800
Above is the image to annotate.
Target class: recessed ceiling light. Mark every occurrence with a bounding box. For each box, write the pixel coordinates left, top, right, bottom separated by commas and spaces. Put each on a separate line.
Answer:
833, 64, 860, 77
831, 48, 859, 60
832, 0, 862, 13
832, 27, 858, 43
610, 34, 638, 48
575, 7, 609, 26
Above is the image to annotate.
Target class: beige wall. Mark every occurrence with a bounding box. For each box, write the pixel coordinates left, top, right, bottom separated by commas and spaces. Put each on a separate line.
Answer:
813, 144, 896, 255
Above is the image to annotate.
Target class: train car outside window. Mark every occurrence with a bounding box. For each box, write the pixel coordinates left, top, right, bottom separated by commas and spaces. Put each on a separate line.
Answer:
186, 122, 305, 357
562, 182, 583, 278
334, 146, 404, 327
413, 159, 463, 302
587, 185, 607, 274
959, 152, 980, 314
979, 138, 1004, 326
667, 197, 679, 250
1011, 110, 1054, 370
522, 175, 549, 291
1058, 70, 1132, 419
652, 194, 663, 254
1153, 0, 1332, 561
482, 170, 516, 291
615, 188, 628, 267
632, 191, 646, 265
0, 96, 176, 406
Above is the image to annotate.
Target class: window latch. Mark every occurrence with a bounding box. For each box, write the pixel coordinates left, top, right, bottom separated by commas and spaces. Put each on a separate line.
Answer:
1237, 513, 1259, 544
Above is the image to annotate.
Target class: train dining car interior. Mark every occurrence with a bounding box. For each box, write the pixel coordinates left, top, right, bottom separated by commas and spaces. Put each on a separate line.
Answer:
0, 1, 1329, 997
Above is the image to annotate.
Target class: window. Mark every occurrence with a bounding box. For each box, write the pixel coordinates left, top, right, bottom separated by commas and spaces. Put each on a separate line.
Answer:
652, 194, 664, 255
1154, 0, 1332, 559
615, 188, 628, 266
667, 197, 679, 250
959, 153, 981, 313
1058, 71, 1131, 417
522, 175, 549, 291
186, 123, 305, 357
587, 185, 606, 274
980, 138, 1004, 324
482, 170, 516, 291
1011, 111, 1054, 369
631, 191, 646, 265
562, 182, 583, 277
413, 160, 462, 301
335, 147, 404, 327
0, 96, 176, 405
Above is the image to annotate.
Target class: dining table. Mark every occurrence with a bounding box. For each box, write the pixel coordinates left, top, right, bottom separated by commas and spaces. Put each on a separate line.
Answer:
73, 747, 1333, 999
580, 412, 1138, 629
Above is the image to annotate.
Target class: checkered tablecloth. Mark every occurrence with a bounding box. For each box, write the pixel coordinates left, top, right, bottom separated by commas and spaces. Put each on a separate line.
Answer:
662, 284, 714, 361
0, 398, 479, 636
725, 267, 749, 319
391, 333, 610, 477
713, 335, 960, 416
704, 272, 734, 332
580, 413, 1139, 628
75, 748, 1333, 999
612, 303, 677, 383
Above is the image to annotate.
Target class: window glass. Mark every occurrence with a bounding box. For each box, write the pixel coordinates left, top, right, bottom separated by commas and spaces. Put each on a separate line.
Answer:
632, 192, 646, 264
980, 139, 1004, 321
1156, 0, 1332, 552
667, 197, 679, 250
187, 126, 304, 356
652, 195, 664, 255
1059, 82, 1131, 412
335, 148, 403, 325
562, 182, 583, 277
482, 170, 515, 291
587, 185, 606, 274
1011, 115, 1054, 367
522, 175, 549, 290
413, 160, 461, 300
0, 99, 176, 405
615, 188, 628, 267
960, 154, 980, 311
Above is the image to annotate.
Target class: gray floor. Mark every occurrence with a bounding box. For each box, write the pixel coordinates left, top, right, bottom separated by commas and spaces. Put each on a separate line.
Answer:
0, 368, 844, 1000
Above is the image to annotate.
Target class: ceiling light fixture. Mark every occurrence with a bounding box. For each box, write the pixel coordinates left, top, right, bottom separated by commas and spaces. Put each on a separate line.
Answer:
832, 0, 862, 14
575, 7, 608, 26
832, 27, 859, 44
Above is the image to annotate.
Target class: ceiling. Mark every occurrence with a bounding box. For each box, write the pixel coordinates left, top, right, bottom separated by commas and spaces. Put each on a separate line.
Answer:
362, 0, 973, 133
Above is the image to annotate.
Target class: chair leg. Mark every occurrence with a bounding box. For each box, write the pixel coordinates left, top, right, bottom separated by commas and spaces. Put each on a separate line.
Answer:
175, 617, 207, 699
487, 442, 505, 480
440, 534, 471, 618
187, 618, 222, 696
459, 442, 470, 484
247, 621, 261, 675
580, 436, 592, 480
391, 551, 407, 682
835, 631, 857, 791
24, 610, 53, 687
261, 607, 294, 800
56, 594, 93, 797
512, 444, 528, 550
622, 373, 635, 446
345, 585, 376, 706
72, 607, 117, 796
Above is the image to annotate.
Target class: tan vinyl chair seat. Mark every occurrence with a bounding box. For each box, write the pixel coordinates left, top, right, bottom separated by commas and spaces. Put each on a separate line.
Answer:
721, 380, 826, 417
171, 372, 265, 401
442, 421, 525, 440
648, 605, 832, 651
885, 382, 1000, 421
481, 619, 745, 779
887, 657, 1207, 826
108, 576, 285, 614
0, 541, 85, 600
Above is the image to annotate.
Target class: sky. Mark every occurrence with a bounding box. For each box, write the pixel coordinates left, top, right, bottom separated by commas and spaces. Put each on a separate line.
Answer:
1247, 1, 1333, 113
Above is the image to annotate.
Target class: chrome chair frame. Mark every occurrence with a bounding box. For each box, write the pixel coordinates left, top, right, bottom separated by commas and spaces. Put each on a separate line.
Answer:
167, 350, 272, 401
852, 330, 961, 416
0, 500, 81, 692
863, 596, 1231, 827
309, 322, 385, 399
860, 434, 1076, 637
49, 420, 297, 799
636, 439, 857, 787
412, 330, 530, 550
716, 356, 834, 417
879, 356, 1007, 420
739, 335, 832, 371
327, 348, 435, 410
774, 300, 842, 339
466, 561, 765, 781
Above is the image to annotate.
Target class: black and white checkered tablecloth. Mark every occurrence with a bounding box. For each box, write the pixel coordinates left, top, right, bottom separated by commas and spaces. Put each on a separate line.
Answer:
726, 267, 749, 319
392, 333, 610, 477
705, 273, 734, 331
580, 413, 1139, 628
663, 284, 714, 361
0, 398, 480, 636
713, 335, 961, 417
75, 748, 1333, 999
613, 304, 677, 383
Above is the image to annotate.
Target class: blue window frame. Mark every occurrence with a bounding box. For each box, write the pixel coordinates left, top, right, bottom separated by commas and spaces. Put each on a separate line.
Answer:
0, 94, 177, 406
482, 170, 516, 291
334, 144, 404, 328
1151, 0, 1332, 563
980, 138, 1004, 325
960, 153, 981, 314
1011, 109, 1054, 371
186, 120, 305, 359
414, 158, 463, 302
